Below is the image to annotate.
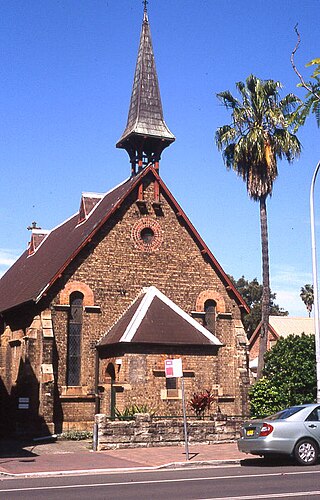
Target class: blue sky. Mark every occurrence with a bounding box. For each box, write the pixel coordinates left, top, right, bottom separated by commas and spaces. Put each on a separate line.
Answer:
1, 0, 320, 316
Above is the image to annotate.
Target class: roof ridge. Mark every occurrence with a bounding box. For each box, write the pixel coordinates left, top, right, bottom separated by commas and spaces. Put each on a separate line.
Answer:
120, 287, 155, 342
51, 177, 131, 232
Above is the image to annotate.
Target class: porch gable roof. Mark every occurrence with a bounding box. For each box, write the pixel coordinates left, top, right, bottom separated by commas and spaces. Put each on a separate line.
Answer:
98, 286, 223, 347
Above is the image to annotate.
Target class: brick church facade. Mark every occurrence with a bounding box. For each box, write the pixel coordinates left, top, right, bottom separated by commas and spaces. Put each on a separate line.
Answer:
0, 6, 250, 436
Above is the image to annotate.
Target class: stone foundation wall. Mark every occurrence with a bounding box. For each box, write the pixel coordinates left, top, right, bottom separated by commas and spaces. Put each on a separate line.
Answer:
96, 413, 242, 450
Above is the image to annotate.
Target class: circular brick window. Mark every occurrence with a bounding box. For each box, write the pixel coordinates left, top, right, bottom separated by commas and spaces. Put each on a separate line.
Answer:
131, 218, 162, 252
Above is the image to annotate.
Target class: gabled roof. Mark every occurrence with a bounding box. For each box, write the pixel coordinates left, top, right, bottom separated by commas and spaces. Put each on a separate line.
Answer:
268, 316, 314, 337
0, 165, 248, 314
98, 286, 223, 347
79, 192, 104, 223
0, 174, 141, 313
250, 315, 315, 347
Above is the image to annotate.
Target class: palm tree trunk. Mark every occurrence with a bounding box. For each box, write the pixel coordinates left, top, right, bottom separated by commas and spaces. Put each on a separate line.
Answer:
257, 195, 270, 379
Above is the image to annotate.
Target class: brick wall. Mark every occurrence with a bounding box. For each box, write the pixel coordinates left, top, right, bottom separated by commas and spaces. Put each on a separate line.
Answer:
98, 350, 219, 417
1, 173, 250, 434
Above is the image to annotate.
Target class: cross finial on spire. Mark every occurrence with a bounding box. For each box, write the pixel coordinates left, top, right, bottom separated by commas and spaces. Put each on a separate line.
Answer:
143, 0, 148, 13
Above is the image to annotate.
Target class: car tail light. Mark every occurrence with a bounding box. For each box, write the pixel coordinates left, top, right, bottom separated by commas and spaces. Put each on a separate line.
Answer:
259, 423, 274, 437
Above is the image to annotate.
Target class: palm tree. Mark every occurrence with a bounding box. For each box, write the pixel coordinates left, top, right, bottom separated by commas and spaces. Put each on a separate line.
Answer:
215, 75, 301, 379
300, 284, 314, 317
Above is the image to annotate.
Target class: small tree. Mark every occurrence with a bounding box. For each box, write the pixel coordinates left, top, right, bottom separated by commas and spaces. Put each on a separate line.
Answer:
250, 334, 316, 418
300, 284, 314, 317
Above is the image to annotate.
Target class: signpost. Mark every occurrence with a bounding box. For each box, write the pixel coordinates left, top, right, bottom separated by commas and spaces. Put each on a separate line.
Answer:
164, 358, 189, 461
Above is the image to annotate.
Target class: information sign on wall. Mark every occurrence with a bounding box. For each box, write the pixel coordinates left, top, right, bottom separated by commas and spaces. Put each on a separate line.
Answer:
18, 397, 30, 410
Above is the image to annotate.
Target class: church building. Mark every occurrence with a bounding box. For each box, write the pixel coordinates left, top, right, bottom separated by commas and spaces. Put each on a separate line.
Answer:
0, 5, 250, 436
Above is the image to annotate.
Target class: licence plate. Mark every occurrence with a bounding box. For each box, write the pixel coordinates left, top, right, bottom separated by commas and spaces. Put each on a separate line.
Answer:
246, 428, 255, 436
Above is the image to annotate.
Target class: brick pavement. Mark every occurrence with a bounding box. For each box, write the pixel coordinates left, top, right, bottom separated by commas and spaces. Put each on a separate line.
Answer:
0, 440, 252, 476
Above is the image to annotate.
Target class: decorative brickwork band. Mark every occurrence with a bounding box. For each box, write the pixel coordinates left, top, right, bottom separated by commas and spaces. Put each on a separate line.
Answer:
195, 290, 226, 314
60, 281, 95, 307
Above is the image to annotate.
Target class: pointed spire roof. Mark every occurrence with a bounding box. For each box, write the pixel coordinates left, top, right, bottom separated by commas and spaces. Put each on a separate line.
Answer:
116, 4, 175, 172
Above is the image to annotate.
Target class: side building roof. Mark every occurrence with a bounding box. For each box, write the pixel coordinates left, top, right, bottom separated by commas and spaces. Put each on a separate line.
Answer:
250, 315, 315, 348
0, 165, 249, 314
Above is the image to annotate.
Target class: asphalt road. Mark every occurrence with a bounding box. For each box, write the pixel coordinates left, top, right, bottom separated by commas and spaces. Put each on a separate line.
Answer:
2, 463, 320, 499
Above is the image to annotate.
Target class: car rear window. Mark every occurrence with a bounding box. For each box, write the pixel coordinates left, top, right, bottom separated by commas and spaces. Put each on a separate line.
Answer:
267, 406, 305, 420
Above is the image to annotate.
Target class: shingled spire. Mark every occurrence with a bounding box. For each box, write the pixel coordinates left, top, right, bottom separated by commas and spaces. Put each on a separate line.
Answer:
116, 2, 175, 175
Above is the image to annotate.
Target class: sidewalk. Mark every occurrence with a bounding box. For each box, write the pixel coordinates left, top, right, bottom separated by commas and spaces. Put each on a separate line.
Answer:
0, 439, 251, 477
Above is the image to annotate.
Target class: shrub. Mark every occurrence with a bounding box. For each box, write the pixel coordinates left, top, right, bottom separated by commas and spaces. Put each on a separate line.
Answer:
189, 390, 215, 419
250, 334, 316, 418
59, 430, 93, 441
249, 377, 284, 418
115, 404, 156, 420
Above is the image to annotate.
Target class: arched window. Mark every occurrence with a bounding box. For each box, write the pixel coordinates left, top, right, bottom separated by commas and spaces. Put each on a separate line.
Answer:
204, 299, 216, 333
67, 291, 83, 386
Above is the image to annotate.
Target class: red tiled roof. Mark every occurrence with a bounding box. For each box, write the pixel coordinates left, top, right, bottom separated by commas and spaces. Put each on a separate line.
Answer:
98, 286, 223, 347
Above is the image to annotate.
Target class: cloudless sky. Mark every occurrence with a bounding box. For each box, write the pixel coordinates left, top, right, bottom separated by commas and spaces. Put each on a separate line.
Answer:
1, 0, 320, 316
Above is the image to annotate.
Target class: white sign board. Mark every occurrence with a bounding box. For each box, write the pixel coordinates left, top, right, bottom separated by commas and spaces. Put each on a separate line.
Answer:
18, 397, 30, 410
164, 358, 183, 378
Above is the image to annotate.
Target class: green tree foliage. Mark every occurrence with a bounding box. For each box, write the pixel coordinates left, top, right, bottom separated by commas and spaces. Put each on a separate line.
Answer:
250, 334, 316, 418
291, 27, 320, 128
216, 75, 301, 378
230, 275, 288, 338
300, 284, 314, 317
248, 377, 284, 418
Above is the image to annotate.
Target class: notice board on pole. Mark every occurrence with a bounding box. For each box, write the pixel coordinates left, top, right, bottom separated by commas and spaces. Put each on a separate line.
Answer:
164, 358, 183, 378
164, 358, 189, 461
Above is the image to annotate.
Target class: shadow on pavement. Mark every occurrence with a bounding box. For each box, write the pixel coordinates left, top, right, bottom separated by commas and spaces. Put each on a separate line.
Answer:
0, 438, 55, 459
240, 455, 296, 467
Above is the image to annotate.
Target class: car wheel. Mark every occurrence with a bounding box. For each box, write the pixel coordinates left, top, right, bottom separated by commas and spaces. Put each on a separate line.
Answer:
294, 439, 318, 466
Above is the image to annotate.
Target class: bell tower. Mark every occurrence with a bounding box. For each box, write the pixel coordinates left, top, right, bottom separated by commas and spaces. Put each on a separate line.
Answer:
116, 1, 175, 175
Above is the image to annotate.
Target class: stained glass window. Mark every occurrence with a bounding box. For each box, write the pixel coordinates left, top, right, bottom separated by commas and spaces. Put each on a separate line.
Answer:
204, 299, 216, 333
67, 291, 83, 386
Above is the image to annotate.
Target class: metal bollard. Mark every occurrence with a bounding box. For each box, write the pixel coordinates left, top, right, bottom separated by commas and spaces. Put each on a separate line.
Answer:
92, 422, 98, 452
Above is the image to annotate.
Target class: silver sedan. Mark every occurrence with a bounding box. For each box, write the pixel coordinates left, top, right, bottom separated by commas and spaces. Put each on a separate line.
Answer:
238, 404, 320, 465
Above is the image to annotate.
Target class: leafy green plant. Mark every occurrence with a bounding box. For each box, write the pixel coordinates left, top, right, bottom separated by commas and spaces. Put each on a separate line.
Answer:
249, 377, 284, 418
115, 404, 156, 420
189, 390, 215, 419
59, 430, 93, 441
250, 334, 316, 418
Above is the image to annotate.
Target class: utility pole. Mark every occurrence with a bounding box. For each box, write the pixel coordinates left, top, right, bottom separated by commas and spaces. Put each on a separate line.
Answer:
310, 160, 320, 402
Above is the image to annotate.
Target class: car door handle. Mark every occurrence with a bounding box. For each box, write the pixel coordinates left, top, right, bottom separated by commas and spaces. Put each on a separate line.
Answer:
308, 424, 318, 428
